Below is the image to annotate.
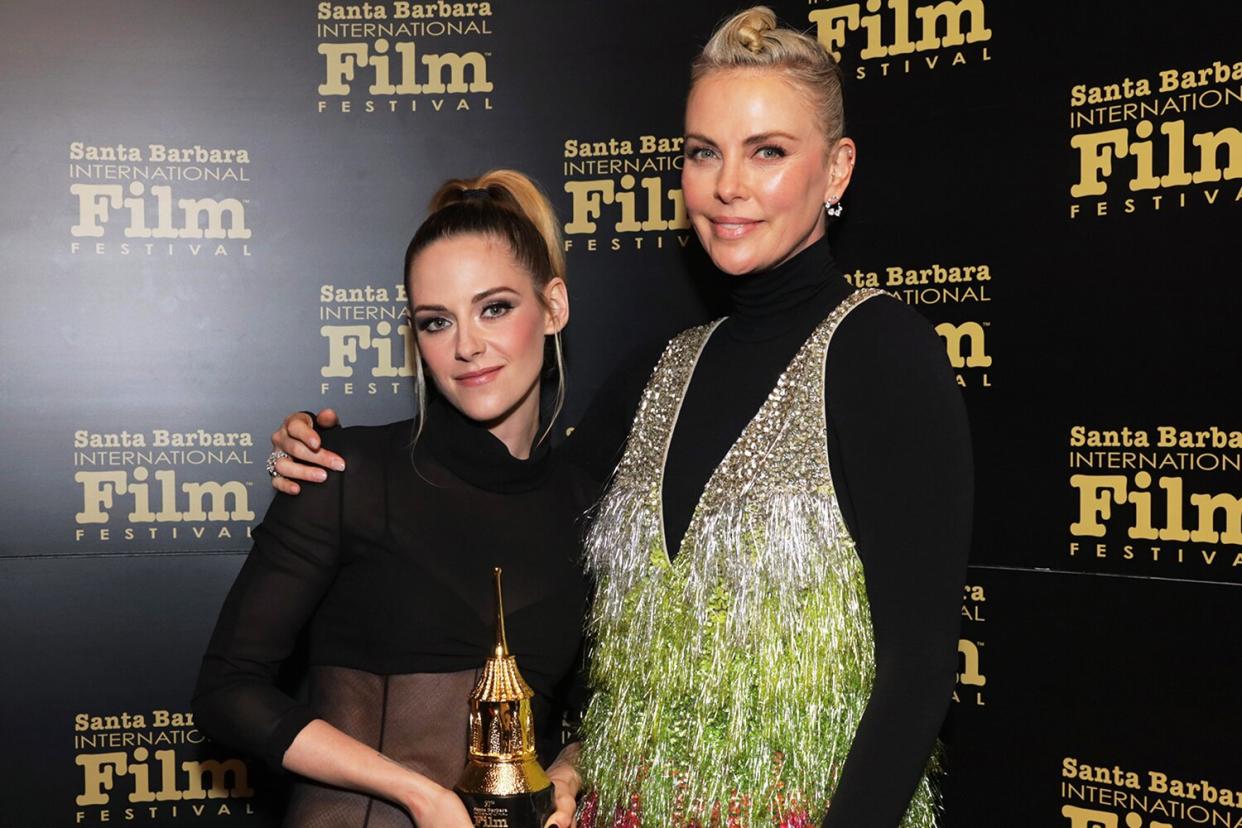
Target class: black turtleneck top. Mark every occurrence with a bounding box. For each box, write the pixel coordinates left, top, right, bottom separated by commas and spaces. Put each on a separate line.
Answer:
193, 397, 594, 791
570, 235, 973, 828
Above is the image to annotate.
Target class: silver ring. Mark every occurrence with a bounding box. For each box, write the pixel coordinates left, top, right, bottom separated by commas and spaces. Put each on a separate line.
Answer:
266, 450, 289, 478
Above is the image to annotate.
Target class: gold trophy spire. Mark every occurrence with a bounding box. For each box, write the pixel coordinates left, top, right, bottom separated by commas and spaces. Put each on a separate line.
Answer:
456, 568, 552, 804
494, 566, 508, 657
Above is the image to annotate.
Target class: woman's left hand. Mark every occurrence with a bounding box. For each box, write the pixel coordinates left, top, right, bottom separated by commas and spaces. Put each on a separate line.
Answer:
546, 777, 578, 828
545, 742, 582, 828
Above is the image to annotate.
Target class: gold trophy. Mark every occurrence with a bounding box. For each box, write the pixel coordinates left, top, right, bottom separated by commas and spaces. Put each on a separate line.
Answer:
455, 568, 555, 828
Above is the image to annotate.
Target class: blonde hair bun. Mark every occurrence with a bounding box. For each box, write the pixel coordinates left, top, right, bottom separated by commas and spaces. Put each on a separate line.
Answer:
730, 6, 777, 54
693, 5, 846, 144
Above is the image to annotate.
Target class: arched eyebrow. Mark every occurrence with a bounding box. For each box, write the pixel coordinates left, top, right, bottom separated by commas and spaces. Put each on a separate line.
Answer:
412, 286, 520, 313
684, 131, 799, 146
471, 286, 520, 303
743, 131, 798, 145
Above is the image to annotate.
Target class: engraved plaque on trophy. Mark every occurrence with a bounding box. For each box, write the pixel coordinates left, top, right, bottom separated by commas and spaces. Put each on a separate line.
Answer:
455, 568, 555, 828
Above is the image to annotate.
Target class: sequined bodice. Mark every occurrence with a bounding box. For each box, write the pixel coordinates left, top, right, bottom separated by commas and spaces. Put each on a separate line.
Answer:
578, 289, 938, 828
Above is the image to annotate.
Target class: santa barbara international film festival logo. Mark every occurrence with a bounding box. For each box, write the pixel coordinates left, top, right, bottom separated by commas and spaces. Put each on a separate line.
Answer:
955, 582, 987, 707
807, 0, 992, 81
319, 282, 416, 397
72, 427, 256, 545
74, 707, 259, 823
561, 133, 691, 254
1067, 423, 1242, 581
316, 1, 494, 114
1059, 755, 1242, 828
1068, 57, 1242, 219
68, 141, 253, 258
845, 261, 993, 390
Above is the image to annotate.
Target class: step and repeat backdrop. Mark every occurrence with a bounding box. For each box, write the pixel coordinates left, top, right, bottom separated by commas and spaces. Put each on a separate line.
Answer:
2, 1, 1240, 826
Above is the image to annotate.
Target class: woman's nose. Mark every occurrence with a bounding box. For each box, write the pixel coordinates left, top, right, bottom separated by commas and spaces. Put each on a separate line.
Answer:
455, 321, 484, 360
715, 156, 746, 202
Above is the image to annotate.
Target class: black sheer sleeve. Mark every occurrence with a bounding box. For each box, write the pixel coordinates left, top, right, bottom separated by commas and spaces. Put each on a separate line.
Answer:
820, 297, 973, 828
563, 338, 665, 491
192, 429, 347, 770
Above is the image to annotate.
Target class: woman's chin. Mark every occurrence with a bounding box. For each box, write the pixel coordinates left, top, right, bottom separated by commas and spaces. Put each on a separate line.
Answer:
708, 248, 762, 277
455, 399, 507, 426
453, 389, 534, 432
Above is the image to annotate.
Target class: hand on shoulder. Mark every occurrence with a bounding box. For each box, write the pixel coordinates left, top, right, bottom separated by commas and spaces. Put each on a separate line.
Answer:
269, 408, 345, 495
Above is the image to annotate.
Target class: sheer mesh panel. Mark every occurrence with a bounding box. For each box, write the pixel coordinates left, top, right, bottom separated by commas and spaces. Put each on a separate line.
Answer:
381, 670, 474, 785
283, 667, 475, 827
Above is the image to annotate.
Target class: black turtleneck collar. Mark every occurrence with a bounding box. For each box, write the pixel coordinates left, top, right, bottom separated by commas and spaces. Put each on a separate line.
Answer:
422, 395, 553, 494
722, 232, 852, 343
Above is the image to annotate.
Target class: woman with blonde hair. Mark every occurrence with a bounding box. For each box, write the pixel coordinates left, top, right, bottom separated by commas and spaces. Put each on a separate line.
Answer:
564, 9, 971, 827
271, 7, 971, 826
195, 170, 587, 828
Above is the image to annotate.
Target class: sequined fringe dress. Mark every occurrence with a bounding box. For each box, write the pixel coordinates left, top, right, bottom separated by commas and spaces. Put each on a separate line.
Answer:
578, 289, 940, 828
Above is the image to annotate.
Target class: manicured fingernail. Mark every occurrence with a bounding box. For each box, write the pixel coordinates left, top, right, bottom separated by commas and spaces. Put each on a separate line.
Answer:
315, 470, 328, 482
332, 460, 345, 471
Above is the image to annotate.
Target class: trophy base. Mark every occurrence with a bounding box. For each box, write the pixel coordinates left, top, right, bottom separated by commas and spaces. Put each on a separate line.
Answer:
456, 787, 555, 828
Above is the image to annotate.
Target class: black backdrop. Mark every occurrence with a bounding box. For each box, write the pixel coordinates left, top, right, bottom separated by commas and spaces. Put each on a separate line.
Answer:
2, 2, 1241, 825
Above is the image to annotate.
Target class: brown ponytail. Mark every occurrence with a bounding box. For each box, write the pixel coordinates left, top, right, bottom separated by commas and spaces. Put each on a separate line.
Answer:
407, 169, 564, 289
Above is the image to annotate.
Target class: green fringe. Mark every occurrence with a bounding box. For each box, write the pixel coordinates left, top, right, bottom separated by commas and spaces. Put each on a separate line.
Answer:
578, 491, 941, 827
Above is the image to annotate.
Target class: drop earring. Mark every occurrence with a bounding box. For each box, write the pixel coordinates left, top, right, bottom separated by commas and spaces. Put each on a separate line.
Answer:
825, 196, 844, 218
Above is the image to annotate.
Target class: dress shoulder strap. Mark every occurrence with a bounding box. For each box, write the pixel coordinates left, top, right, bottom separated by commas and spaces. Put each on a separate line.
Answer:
613, 319, 722, 486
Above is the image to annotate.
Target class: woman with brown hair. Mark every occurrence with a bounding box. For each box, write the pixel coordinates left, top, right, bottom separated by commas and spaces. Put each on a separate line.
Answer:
195, 171, 586, 828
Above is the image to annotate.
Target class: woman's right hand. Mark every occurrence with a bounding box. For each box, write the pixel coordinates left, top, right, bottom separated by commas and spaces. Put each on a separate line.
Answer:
269, 409, 346, 495
284, 721, 473, 827
407, 782, 474, 828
